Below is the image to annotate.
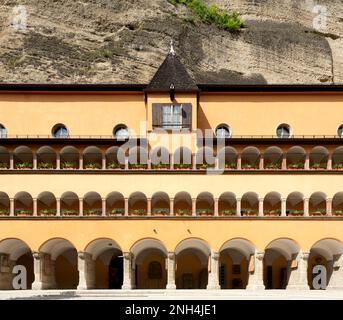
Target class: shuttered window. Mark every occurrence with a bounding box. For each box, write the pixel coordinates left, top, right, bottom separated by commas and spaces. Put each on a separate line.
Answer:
152, 103, 192, 130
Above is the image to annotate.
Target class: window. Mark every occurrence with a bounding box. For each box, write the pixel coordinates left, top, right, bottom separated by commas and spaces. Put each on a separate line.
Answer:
0, 125, 7, 138
52, 124, 68, 138
276, 124, 291, 138
113, 125, 129, 139
162, 105, 182, 129
338, 125, 343, 138
215, 124, 231, 138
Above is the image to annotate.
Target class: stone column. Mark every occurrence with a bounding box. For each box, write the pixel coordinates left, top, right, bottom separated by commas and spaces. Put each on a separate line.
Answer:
237, 154, 242, 170
305, 153, 310, 170
10, 198, 14, 217
326, 198, 332, 216
9, 153, 14, 170
147, 158, 152, 170
166, 252, 176, 289
33, 153, 37, 170
236, 198, 241, 217
192, 198, 197, 217
79, 198, 83, 217
259, 154, 264, 170
102, 198, 106, 216
56, 198, 61, 217
56, 153, 61, 170
170, 198, 174, 216
124, 198, 129, 216
327, 153, 332, 170
207, 252, 220, 290
246, 252, 265, 290
282, 153, 287, 170
214, 198, 219, 217
327, 255, 343, 290
147, 198, 152, 216
281, 198, 287, 217
125, 157, 129, 170
33, 198, 38, 217
304, 198, 309, 217
192, 154, 197, 170
77, 252, 88, 290
32, 252, 43, 290
287, 252, 310, 290
258, 198, 264, 217
122, 252, 133, 290
170, 154, 174, 170
102, 153, 106, 170
79, 154, 83, 170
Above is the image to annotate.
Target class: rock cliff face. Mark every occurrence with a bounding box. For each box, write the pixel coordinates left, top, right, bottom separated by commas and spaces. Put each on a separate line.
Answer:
0, 0, 342, 84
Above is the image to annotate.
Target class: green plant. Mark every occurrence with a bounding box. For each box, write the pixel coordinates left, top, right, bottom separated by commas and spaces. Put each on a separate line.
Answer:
225, 163, 237, 169
152, 163, 170, 169
61, 209, 78, 216
288, 210, 304, 216
334, 210, 343, 215
129, 163, 148, 169
176, 208, 192, 216
152, 208, 170, 215
174, 163, 192, 169
15, 162, 33, 169
242, 164, 258, 169
109, 208, 125, 215
264, 209, 281, 216
0, 209, 9, 216
15, 209, 33, 216
287, 163, 305, 169
38, 162, 54, 169
169, 0, 244, 32
265, 163, 281, 170
107, 162, 122, 169
39, 209, 56, 216
197, 208, 214, 215
220, 209, 236, 216
84, 208, 102, 216
84, 162, 102, 170
197, 163, 215, 169
333, 163, 343, 169
311, 163, 327, 170
242, 209, 257, 216
310, 209, 326, 216
0, 162, 8, 169
131, 209, 147, 215
61, 161, 78, 169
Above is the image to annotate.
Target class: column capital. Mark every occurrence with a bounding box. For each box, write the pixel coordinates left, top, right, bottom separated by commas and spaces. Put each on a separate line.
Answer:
123, 252, 133, 260
32, 251, 42, 260
256, 252, 264, 260
211, 252, 219, 260
300, 252, 310, 261
167, 252, 175, 260
78, 251, 86, 260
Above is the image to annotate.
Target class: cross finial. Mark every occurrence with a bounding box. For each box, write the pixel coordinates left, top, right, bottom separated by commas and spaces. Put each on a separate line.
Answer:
169, 39, 175, 56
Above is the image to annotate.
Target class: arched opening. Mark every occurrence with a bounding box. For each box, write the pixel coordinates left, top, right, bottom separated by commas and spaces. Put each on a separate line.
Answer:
37, 146, 57, 169
106, 192, 125, 216
106, 147, 125, 170
309, 192, 327, 216
286, 192, 304, 217
218, 192, 236, 216
60, 146, 79, 169
310, 146, 328, 170
52, 124, 69, 138
287, 146, 305, 169
196, 192, 214, 216
0, 146, 10, 169
264, 192, 281, 216
241, 147, 260, 170
175, 239, 210, 289
0, 192, 10, 216
132, 239, 167, 289
61, 192, 79, 216
14, 192, 33, 217
264, 239, 300, 289
129, 192, 147, 216
128, 147, 148, 169
332, 147, 343, 170
151, 192, 170, 216
196, 147, 215, 169
14, 146, 33, 169
173, 147, 192, 170
85, 239, 123, 289
264, 146, 283, 170
333, 192, 343, 216
83, 192, 102, 216
174, 192, 192, 216
241, 192, 259, 217
83, 146, 102, 170
309, 239, 343, 289
215, 124, 231, 138
150, 147, 170, 169
219, 239, 255, 289
0, 239, 34, 289
218, 146, 237, 170
39, 238, 78, 289
37, 192, 56, 216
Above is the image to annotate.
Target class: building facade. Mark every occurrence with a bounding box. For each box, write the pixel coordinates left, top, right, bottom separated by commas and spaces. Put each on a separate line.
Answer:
0, 50, 343, 291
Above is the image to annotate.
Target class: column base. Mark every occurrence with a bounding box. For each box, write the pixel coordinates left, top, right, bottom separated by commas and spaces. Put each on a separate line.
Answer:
206, 284, 221, 290
166, 284, 176, 290
32, 281, 43, 290
246, 284, 265, 290
287, 284, 309, 290
121, 284, 133, 290
77, 284, 88, 290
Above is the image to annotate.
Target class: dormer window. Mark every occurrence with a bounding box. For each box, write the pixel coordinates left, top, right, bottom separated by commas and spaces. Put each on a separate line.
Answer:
152, 103, 192, 130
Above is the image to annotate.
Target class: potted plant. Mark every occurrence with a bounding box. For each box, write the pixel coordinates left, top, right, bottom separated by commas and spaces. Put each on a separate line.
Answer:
129, 163, 148, 170
287, 163, 305, 170
197, 208, 214, 216
197, 163, 215, 170
225, 163, 237, 170
0, 209, 9, 216
152, 163, 170, 170
61, 209, 78, 216
310, 209, 326, 216
15, 162, 33, 169
38, 162, 54, 169
107, 162, 123, 170
333, 164, 343, 170
83, 208, 102, 216
39, 208, 57, 216
242, 209, 258, 216
334, 210, 343, 216
0, 162, 8, 169
288, 209, 304, 217
15, 209, 33, 217
220, 209, 236, 216
108, 208, 125, 216
311, 163, 327, 170
84, 162, 102, 170
176, 209, 192, 216
152, 208, 170, 215
265, 163, 281, 170
174, 163, 192, 170
242, 164, 258, 170
264, 209, 281, 216
61, 161, 78, 170
131, 208, 147, 216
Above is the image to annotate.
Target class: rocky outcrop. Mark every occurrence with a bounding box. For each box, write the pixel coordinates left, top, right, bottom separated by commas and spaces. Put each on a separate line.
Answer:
0, 0, 342, 84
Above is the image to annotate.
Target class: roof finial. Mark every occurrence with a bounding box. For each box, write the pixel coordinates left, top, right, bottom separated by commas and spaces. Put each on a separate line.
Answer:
169, 39, 175, 56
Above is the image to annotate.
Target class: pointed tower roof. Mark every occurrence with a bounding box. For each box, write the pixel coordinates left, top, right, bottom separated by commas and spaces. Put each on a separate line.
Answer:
145, 41, 199, 92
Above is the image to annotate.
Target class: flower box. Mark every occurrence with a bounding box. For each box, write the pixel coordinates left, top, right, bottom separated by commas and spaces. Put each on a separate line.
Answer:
333, 210, 343, 216
129, 164, 148, 170
15, 210, 33, 217
108, 208, 125, 216
61, 162, 78, 170
15, 162, 33, 169
39, 209, 57, 216
242, 209, 258, 216
265, 164, 281, 170
333, 164, 343, 170
197, 209, 214, 216
84, 163, 102, 170
38, 162, 55, 170
224, 163, 237, 170
0, 209, 9, 216
220, 210, 236, 216
287, 163, 305, 170
197, 163, 215, 170
152, 208, 170, 215
152, 163, 170, 170
310, 211, 326, 216
175, 209, 192, 216
0, 162, 9, 169
242, 164, 259, 170
83, 209, 102, 216
61, 209, 78, 216
174, 164, 192, 170
264, 210, 281, 216
107, 162, 123, 170
310, 163, 327, 170
288, 210, 304, 217
130, 209, 147, 216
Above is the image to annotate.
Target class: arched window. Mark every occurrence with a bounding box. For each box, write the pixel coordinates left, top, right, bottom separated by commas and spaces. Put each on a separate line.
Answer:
337, 125, 343, 138
0, 124, 7, 138
215, 124, 231, 138
52, 124, 69, 138
276, 124, 291, 138
113, 125, 129, 139
148, 261, 162, 279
